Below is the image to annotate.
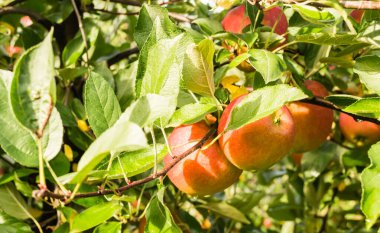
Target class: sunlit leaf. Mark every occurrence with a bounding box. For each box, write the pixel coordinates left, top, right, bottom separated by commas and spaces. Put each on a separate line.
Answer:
227, 84, 307, 130
361, 142, 380, 229
71, 201, 121, 233
183, 39, 215, 97
84, 72, 121, 137
10, 29, 56, 134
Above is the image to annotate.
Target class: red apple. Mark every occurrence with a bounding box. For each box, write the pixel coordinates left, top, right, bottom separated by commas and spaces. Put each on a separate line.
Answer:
350, 9, 364, 23
5, 45, 22, 57
218, 95, 295, 170
222, 5, 288, 36
164, 122, 242, 196
287, 80, 334, 153
291, 153, 303, 166
339, 113, 380, 147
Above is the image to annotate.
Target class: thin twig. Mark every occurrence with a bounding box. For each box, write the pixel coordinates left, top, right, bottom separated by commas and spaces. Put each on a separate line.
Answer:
108, 0, 142, 7
277, 0, 380, 10
70, 0, 90, 66
168, 12, 192, 23
0, 7, 51, 29
300, 97, 380, 125
6, 0, 26, 6
86, 5, 139, 15
318, 188, 338, 233
107, 47, 139, 65
38, 125, 217, 200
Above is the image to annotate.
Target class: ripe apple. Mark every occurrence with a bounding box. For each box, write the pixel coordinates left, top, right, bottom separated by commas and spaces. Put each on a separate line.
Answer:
163, 121, 242, 196
221, 5, 288, 72
5, 45, 22, 57
291, 153, 303, 166
222, 5, 288, 35
221, 5, 251, 34
218, 95, 295, 170
287, 80, 333, 153
350, 9, 364, 23
339, 113, 380, 147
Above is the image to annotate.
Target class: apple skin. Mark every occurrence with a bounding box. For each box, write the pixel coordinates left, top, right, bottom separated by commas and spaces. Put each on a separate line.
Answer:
221, 5, 251, 34
163, 121, 242, 196
350, 9, 364, 23
218, 95, 295, 170
287, 80, 334, 153
221, 5, 288, 72
222, 5, 288, 35
291, 153, 303, 166
339, 113, 380, 147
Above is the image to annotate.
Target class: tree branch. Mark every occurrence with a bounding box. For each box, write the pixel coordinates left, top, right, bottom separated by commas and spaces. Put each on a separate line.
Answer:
108, 0, 142, 7
39, 125, 217, 200
107, 47, 139, 65
0, 7, 52, 29
300, 96, 380, 125
277, 0, 380, 10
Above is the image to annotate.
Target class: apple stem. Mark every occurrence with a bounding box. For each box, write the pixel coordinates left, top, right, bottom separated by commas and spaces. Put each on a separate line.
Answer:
150, 127, 158, 177
160, 121, 174, 158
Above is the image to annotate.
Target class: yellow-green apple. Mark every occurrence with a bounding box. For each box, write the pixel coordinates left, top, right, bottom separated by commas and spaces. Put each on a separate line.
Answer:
339, 113, 380, 147
287, 80, 334, 153
163, 121, 242, 196
218, 95, 295, 170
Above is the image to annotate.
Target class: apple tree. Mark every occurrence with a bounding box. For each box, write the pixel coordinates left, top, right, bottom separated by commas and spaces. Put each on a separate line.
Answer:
0, 0, 380, 232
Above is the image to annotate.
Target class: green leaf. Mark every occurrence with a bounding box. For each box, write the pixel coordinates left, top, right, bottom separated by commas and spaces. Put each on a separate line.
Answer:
302, 142, 337, 181
99, 144, 168, 179
93, 222, 121, 233
0, 71, 38, 167
354, 55, 380, 95
248, 49, 286, 83
229, 53, 251, 69
71, 201, 121, 233
134, 4, 180, 48
69, 120, 147, 184
0, 211, 33, 233
295, 33, 358, 45
115, 62, 137, 111
14, 174, 33, 197
42, 108, 64, 160
267, 203, 300, 221
344, 97, 380, 119
136, 19, 190, 125
122, 94, 172, 128
319, 57, 355, 68
325, 94, 360, 108
182, 39, 215, 97
167, 103, 217, 127
145, 188, 181, 233
0, 184, 32, 220
62, 36, 85, 67
361, 142, 380, 229
292, 5, 335, 25
10, 29, 56, 134
58, 67, 87, 83
227, 84, 307, 130
84, 72, 122, 137
198, 202, 250, 224
0, 169, 37, 185
192, 18, 224, 35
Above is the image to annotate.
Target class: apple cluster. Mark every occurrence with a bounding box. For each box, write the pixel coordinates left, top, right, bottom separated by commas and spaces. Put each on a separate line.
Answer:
163, 6, 380, 196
